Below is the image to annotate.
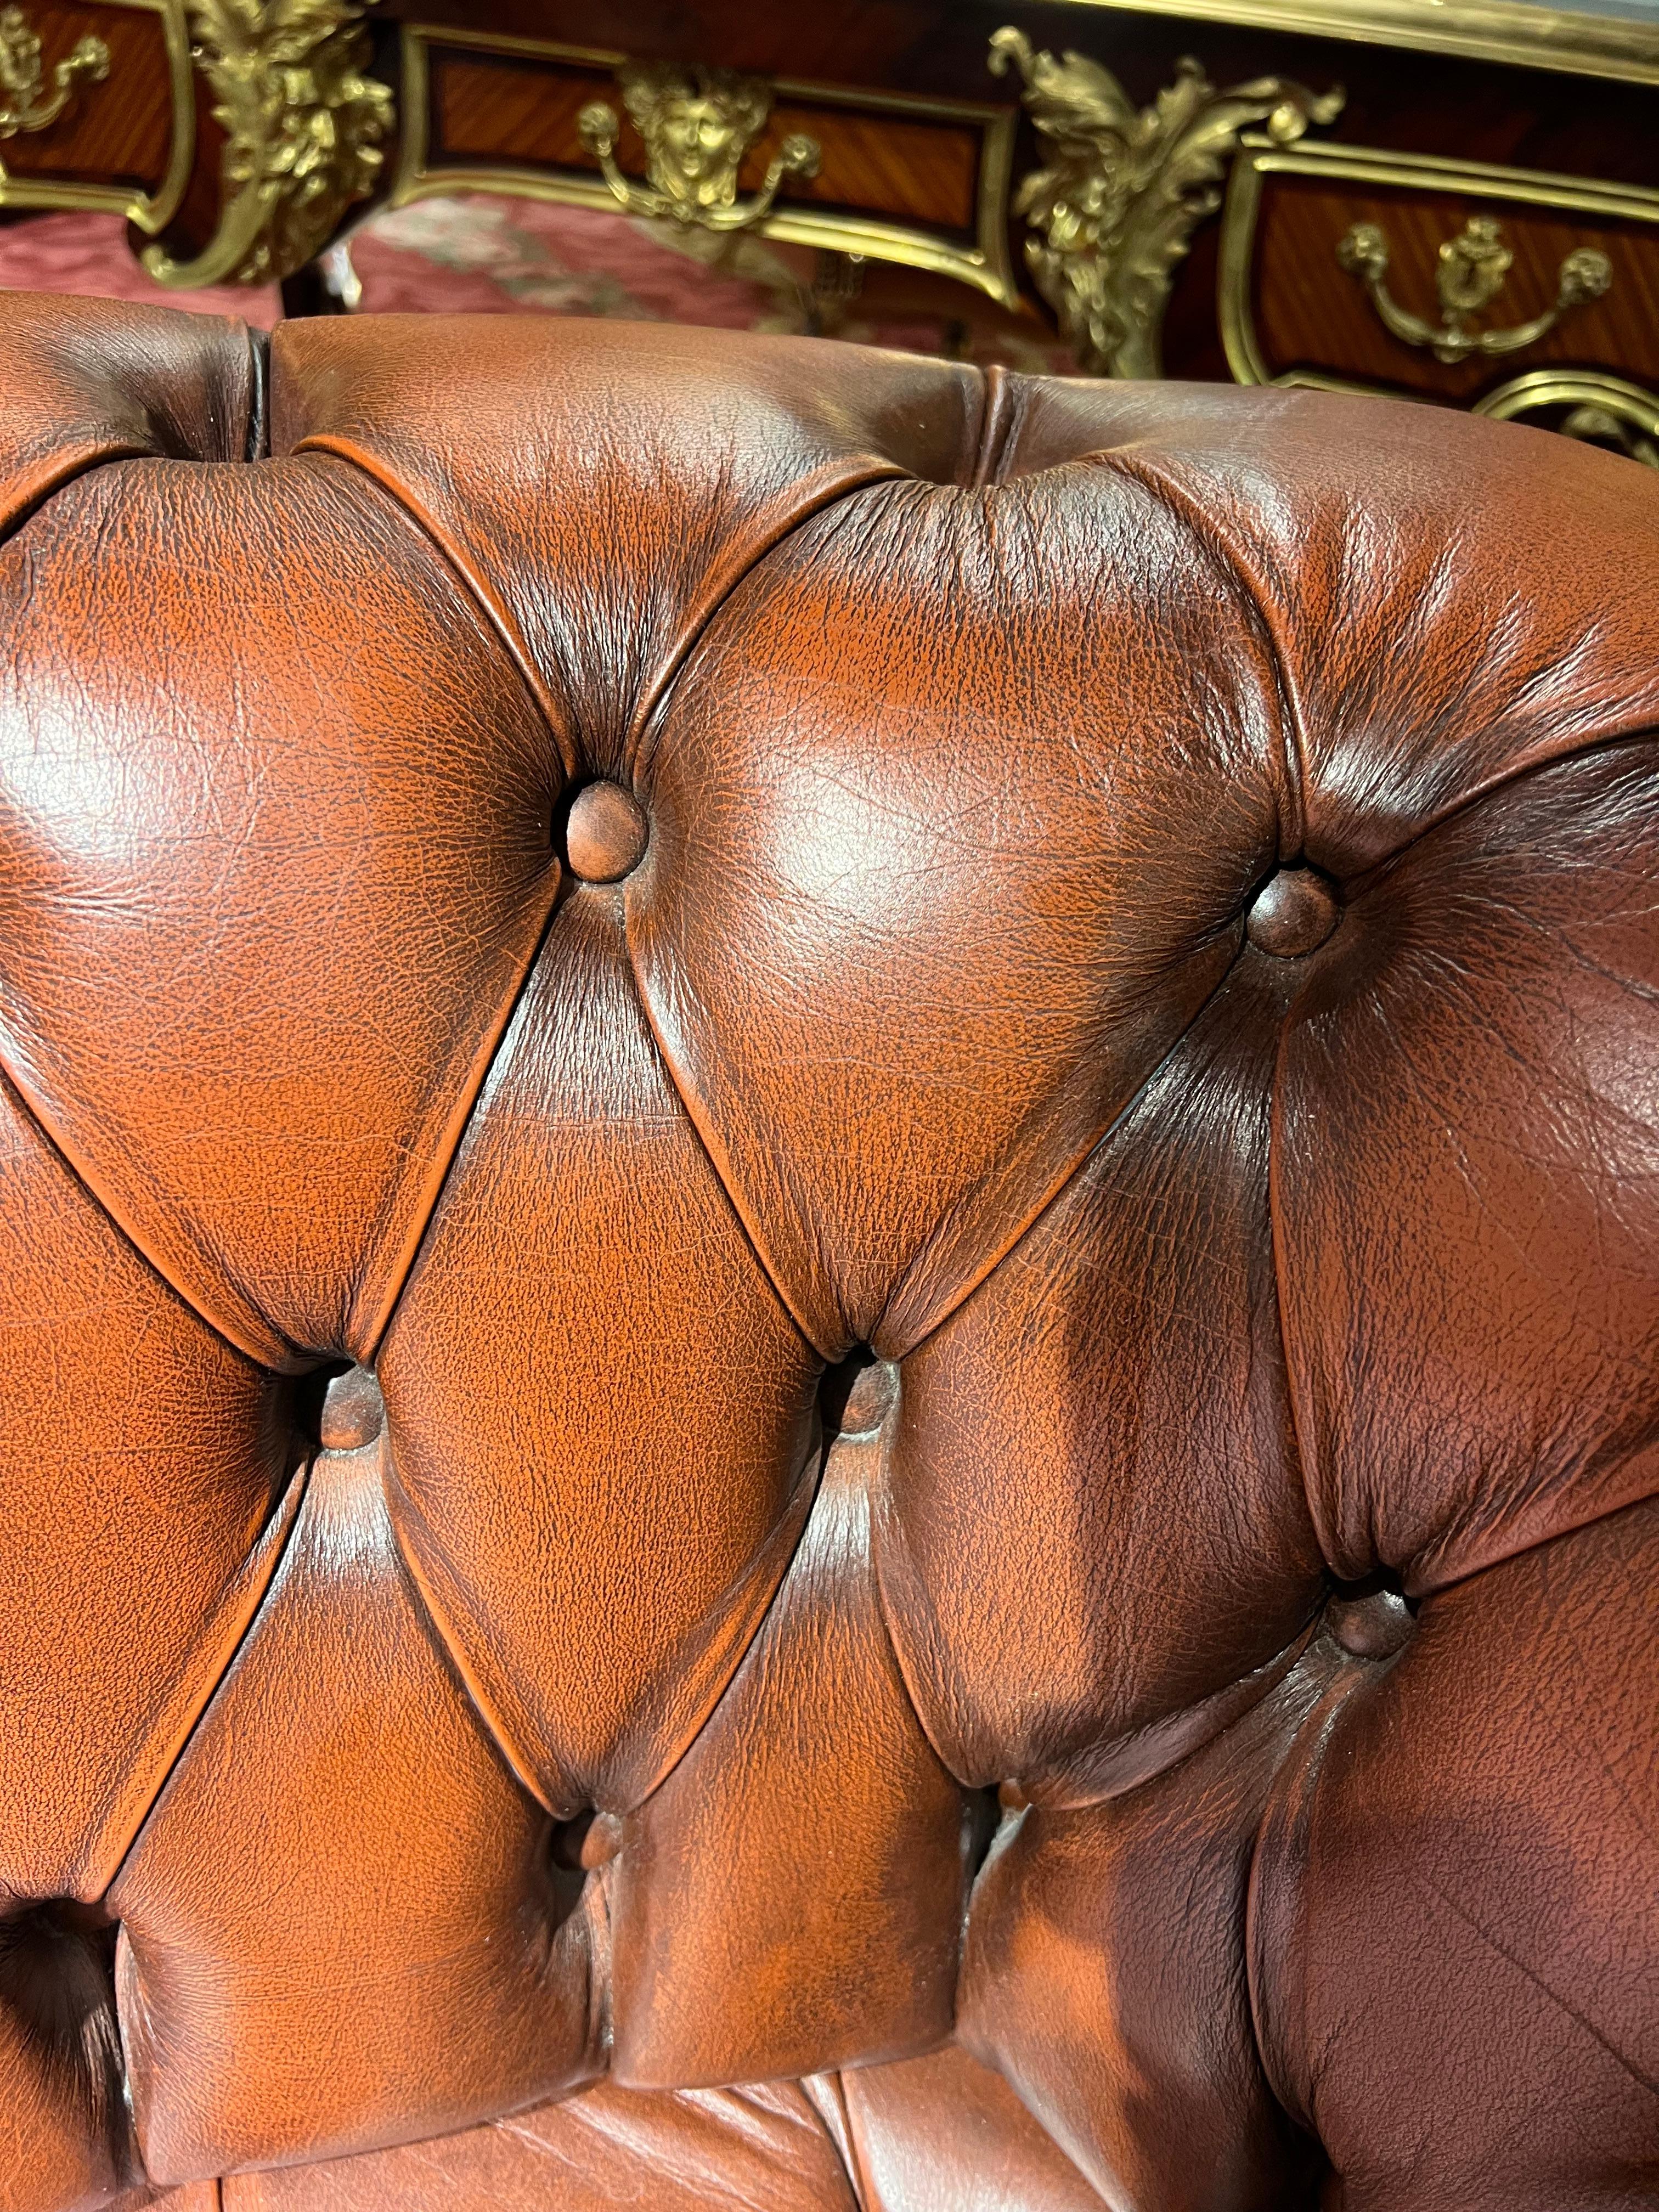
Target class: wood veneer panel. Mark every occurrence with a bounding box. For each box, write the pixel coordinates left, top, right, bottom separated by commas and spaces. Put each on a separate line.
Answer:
0, 4, 173, 193
1249, 175, 1659, 398
425, 49, 981, 232
384, 0, 1659, 193
430, 51, 611, 171
757, 105, 979, 230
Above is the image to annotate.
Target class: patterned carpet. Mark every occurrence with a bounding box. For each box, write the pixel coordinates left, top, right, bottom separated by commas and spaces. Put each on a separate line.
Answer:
0, 195, 1071, 372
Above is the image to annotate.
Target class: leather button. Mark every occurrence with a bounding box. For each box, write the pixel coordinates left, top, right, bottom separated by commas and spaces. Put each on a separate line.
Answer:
1328, 1586, 1414, 1658
319, 1366, 384, 1453
550, 1809, 624, 1872
580, 1812, 625, 1870
1245, 867, 1340, 956
565, 781, 648, 883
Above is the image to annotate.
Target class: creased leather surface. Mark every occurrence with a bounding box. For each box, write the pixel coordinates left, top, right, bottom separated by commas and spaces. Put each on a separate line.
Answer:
0, 292, 258, 534
0, 295, 1654, 2209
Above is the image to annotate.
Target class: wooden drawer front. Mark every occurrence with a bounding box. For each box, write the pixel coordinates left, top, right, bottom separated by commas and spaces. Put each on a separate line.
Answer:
0, 0, 189, 231
1221, 139, 1659, 408
396, 26, 1019, 304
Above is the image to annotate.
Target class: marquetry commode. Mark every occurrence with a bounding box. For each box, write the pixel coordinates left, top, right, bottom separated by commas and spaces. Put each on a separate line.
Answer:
0, 0, 1654, 457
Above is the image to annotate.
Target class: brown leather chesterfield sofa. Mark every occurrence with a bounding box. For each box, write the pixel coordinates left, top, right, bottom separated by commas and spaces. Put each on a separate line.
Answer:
0, 292, 1655, 2212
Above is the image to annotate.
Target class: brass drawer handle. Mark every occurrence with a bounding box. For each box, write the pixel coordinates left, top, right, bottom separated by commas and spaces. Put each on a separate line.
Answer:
1336, 215, 1612, 365
0, 4, 108, 140
579, 61, 820, 235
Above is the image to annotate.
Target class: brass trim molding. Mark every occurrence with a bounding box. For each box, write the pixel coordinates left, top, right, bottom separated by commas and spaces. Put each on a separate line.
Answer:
145, 0, 394, 289
991, 25, 1341, 377
392, 24, 1022, 308
1052, 0, 1659, 88
1476, 365, 1659, 464
1220, 136, 1659, 391
0, 0, 193, 232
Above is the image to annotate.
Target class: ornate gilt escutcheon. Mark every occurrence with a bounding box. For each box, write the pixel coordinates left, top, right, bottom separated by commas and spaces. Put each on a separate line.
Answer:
145, 0, 393, 289
578, 60, 820, 235
1336, 215, 1613, 364
0, 5, 107, 141
990, 25, 1342, 378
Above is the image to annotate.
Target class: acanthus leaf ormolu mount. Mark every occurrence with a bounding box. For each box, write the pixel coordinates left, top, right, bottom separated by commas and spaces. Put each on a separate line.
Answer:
144, 0, 393, 289
0, 0, 1652, 464
990, 24, 1342, 378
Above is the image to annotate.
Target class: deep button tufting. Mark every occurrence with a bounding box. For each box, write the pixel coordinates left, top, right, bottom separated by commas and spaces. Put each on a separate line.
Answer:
565, 781, 649, 883
318, 1366, 385, 1453
0, 301, 1655, 2207
1245, 866, 1340, 956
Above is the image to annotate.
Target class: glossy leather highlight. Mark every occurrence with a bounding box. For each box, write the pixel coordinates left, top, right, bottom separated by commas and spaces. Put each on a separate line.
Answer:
0, 297, 1654, 2210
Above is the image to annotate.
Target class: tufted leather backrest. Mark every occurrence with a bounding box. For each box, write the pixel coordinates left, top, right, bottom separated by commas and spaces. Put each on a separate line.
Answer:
0, 294, 1655, 2212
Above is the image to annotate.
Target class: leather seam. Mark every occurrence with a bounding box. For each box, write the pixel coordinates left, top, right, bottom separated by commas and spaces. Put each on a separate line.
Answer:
1410, 1480, 1659, 1604
799, 2072, 869, 2211
0, 440, 153, 548
867, 1501, 972, 1788
379, 1469, 556, 1814
613, 899, 828, 1366
623, 940, 843, 1356
1244, 1661, 1366, 2135
1093, 454, 1659, 882
381, 1408, 831, 1823
242, 326, 270, 462
0, 1062, 283, 1372
353, 884, 564, 1363
628, 458, 911, 777
832, 2076, 884, 2212
624, 1436, 828, 1813
968, 362, 1019, 490
1268, 971, 1325, 1574
878, 929, 1252, 1365
1339, 721, 1659, 893
287, 438, 578, 774
102, 1459, 312, 1898
959, 358, 993, 489
1269, 725, 1659, 1581
1025, 1619, 1319, 1814
294, 439, 912, 791
1087, 448, 1311, 862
